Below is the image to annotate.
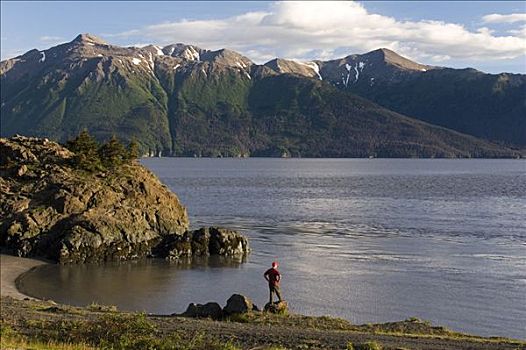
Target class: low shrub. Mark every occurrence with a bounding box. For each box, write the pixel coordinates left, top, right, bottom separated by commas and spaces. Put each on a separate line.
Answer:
347, 341, 383, 350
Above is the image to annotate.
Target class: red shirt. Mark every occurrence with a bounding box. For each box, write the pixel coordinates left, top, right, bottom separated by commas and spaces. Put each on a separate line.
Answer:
264, 268, 281, 286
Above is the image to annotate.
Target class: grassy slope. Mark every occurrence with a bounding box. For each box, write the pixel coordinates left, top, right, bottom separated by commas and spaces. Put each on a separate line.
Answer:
347, 69, 526, 146
1, 297, 524, 350
1, 57, 172, 155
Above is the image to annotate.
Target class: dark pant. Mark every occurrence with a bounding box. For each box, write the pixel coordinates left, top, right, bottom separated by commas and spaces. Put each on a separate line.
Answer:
269, 284, 282, 303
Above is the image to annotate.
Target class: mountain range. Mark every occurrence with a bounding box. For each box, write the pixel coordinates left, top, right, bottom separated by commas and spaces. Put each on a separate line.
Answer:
1, 34, 524, 158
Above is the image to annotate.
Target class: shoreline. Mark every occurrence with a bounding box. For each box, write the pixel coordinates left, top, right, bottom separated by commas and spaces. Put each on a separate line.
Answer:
1, 296, 523, 350
0, 253, 49, 300
0, 253, 524, 348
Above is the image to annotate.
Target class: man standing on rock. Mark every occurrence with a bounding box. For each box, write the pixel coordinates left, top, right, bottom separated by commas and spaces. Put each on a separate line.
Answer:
264, 261, 282, 304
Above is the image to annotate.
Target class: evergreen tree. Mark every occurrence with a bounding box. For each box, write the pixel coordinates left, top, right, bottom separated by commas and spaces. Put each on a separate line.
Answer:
65, 130, 102, 172
127, 139, 140, 160
99, 135, 127, 168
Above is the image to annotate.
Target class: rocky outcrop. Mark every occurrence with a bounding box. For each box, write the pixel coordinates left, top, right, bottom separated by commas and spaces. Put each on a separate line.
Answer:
0, 136, 249, 263
180, 294, 260, 320
223, 294, 257, 315
181, 302, 223, 320
264, 301, 288, 314
154, 227, 249, 260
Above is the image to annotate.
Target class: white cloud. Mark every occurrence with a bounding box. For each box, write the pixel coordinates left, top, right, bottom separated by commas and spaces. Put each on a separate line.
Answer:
482, 13, 526, 24
110, 1, 526, 64
508, 24, 526, 38
40, 36, 64, 42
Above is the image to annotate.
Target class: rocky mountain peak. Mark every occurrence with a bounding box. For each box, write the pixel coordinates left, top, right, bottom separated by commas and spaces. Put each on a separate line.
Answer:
200, 48, 253, 68
163, 43, 203, 61
361, 48, 430, 71
264, 58, 321, 79
72, 33, 108, 46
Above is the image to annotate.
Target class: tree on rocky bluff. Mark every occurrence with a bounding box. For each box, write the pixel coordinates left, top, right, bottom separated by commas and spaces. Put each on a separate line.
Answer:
65, 131, 138, 171
99, 135, 128, 168
127, 139, 140, 160
66, 130, 103, 172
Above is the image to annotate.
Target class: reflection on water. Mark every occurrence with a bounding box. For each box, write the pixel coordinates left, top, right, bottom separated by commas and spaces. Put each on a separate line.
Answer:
19, 159, 526, 339
19, 256, 247, 313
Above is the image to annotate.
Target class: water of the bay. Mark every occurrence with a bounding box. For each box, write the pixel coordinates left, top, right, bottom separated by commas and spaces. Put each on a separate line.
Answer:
19, 159, 526, 339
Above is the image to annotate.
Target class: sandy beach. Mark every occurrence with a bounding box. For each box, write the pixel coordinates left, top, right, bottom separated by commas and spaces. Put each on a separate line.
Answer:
0, 253, 48, 300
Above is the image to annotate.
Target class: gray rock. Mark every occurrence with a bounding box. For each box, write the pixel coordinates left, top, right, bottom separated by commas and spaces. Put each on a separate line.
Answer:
0, 136, 251, 264
0, 136, 189, 263
182, 302, 223, 319
209, 227, 250, 256
154, 227, 249, 260
223, 294, 256, 315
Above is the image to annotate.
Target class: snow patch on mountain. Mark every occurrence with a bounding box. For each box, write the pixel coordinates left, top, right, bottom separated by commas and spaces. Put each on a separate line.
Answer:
353, 65, 360, 81
191, 48, 200, 61
154, 46, 164, 56
300, 61, 322, 80
39, 52, 46, 63
343, 61, 366, 87
132, 58, 141, 65
344, 64, 351, 87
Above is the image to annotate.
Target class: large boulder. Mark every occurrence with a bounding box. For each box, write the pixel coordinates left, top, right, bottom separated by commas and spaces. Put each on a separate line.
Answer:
209, 227, 250, 256
181, 302, 223, 320
264, 301, 288, 314
223, 294, 257, 315
0, 136, 190, 263
154, 227, 250, 260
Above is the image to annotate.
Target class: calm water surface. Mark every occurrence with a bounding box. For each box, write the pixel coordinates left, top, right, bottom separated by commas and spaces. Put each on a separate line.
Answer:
19, 159, 526, 339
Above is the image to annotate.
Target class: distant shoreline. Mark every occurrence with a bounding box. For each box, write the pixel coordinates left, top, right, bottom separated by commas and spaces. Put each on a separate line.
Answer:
140, 156, 525, 159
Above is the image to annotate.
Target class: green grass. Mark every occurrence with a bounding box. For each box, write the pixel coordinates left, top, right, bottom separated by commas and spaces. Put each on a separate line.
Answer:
86, 302, 118, 312
5, 313, 242, 350
1, 324, 95, 350
346, 341, 383, 350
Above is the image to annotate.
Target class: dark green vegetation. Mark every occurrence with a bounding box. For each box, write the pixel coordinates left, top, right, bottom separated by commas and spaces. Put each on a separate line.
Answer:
2, 297, 524, 350
344, 68, 526, 147
1, 35, 524, 157
243, 75, 521, 158
318, 48, 526, 147
65, 130, 138, 171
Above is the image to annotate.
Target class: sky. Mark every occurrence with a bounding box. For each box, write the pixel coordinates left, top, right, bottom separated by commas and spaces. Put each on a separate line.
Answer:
1, 1, 525, 74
